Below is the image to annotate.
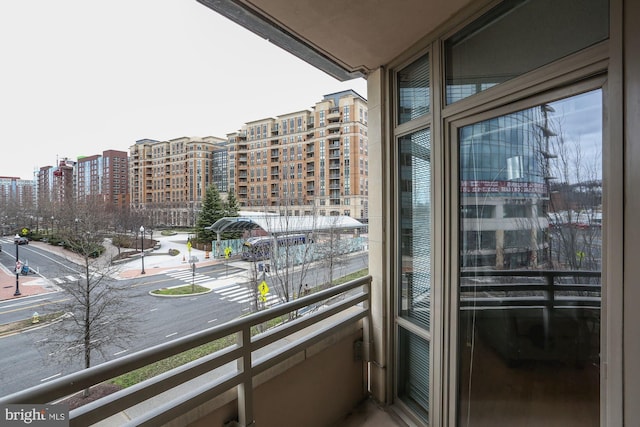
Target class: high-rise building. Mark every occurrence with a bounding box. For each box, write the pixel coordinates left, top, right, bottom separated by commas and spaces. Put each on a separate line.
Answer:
230, 90, 368, 219
35, 158, 76, 209
75, 150, 129, 210
0, 176, 36, 233
129, 136, 227, 227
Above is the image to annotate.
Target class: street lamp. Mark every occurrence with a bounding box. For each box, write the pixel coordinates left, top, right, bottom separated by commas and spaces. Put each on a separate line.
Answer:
75, 218, 79, 234
14, 234, 21, 296
140, 225, 146, 274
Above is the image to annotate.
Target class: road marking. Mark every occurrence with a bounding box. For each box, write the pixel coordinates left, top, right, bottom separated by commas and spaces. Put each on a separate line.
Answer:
166, 332, 177, 338
150, 308, 159, 312
0, 297, 70, 316
218, 288, 247, 298
207, 318, 218, 323
41, 373, 62, 382
0, 298, 48, 309
114, 350, 128, 356
66, 275, 79, 282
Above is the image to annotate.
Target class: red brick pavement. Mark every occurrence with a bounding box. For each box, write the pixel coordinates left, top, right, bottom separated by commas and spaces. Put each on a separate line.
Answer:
0, 267, 49, 301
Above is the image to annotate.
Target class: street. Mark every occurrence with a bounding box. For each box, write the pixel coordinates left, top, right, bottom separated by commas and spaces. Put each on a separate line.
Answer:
0, 242, 368, 397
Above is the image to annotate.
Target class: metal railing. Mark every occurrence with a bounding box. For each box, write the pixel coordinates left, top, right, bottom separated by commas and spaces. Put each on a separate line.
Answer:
0, 276, 372, 427
459, 269, 601, 309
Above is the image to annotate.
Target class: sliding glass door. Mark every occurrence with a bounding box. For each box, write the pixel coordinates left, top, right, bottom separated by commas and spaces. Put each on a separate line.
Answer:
456, 90, 602, 426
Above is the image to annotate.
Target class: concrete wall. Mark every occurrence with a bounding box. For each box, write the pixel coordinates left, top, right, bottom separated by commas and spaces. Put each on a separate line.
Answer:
181, 325, 366, 427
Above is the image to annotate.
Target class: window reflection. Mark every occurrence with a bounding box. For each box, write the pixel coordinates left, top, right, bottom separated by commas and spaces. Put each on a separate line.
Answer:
445, 0, 608, 104
458, 90, 602, 426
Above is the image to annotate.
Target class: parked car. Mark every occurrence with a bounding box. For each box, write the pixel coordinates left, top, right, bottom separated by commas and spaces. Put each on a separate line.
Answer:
14, 236, 29, 245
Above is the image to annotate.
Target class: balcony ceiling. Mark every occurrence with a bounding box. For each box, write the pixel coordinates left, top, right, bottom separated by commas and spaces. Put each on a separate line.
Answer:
197, 0, 473, 80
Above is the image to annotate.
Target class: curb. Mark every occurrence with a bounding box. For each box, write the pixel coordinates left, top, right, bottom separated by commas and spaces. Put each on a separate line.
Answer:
148, 288, 213, 298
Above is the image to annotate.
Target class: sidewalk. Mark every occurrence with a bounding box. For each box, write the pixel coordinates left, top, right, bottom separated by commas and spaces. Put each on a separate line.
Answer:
0, 233, 239, 301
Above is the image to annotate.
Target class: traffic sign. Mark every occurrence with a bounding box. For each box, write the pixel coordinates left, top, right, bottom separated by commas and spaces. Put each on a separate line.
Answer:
258, 280, 269, 296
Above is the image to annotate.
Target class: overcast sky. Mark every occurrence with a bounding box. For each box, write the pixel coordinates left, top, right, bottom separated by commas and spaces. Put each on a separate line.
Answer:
0, 0, 367, 180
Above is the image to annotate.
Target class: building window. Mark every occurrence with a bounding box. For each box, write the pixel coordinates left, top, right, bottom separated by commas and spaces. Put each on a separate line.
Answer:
398, 54, 430, 124
444, 0, 608, 104
397, 128, 431, 422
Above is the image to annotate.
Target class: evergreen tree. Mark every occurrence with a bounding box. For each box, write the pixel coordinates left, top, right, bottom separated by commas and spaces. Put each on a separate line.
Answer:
196, 184, 224, 242
225, 188, 240, 217
223, 188, 241, 239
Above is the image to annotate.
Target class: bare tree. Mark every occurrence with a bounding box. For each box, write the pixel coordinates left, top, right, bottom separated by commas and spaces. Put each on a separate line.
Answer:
545, 116, 602, 271
314, 215, 350, 286
36, 204, 136, 397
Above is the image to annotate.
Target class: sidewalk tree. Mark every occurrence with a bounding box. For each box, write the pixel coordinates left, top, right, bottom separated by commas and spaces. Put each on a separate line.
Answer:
249, 207, 317, 315
36, 206, 136, 397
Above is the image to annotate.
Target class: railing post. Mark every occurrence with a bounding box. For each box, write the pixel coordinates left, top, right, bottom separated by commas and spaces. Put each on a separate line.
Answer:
362, 281, 372, 363
542, 272, 555, 350
237, 326, 255, 427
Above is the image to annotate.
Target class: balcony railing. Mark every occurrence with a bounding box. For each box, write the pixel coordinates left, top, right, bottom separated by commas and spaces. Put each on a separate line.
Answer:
459, 269, 601, 309
0, 277, 371, 427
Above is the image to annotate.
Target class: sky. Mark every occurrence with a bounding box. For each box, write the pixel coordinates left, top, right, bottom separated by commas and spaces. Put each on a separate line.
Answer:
0, 0, 367, 180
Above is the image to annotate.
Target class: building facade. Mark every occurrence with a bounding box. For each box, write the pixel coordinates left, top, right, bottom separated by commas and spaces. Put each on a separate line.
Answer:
75, 149, 129, 210
129, 136, 227, 227
0, 176, 36, 234
199, 0, 640, 425
229, 90, 368, 220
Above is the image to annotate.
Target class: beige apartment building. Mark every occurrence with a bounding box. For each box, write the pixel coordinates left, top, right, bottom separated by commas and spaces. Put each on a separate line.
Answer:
129, 136, 227, 227
229, 90, 369, 220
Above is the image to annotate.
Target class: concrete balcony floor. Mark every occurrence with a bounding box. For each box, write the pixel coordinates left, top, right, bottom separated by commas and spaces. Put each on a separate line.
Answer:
342, 399, 407, 427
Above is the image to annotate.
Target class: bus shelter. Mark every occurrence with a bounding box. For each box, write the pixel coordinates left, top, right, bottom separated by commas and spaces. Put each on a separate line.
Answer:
205, 215, 366, 258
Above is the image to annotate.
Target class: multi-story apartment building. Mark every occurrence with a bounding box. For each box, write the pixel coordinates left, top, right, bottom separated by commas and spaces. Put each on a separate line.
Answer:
36, 158, 76, 210
229, 90, 368, 219
76, 149, 129, 210
0, 176, 36, 233
129, 136, 227, 227
212, 143, 230, 193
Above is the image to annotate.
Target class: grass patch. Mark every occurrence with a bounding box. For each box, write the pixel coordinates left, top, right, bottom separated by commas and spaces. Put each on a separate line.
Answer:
0, 311, 65, 336
332, 268, 369, 286
111, 335, 237, 388
151, 285, 210, 295
111, 316, 289, 388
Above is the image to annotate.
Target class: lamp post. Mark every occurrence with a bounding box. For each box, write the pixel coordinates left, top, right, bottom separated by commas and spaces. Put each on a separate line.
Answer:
14, 234, 21, 296
140, 225, 146, 274
75, 218, 79, 234
51, 216, 55, 235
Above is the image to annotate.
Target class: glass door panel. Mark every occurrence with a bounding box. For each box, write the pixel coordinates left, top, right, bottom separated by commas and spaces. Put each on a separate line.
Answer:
398, 128, 432, 422
457, 90, 602, 426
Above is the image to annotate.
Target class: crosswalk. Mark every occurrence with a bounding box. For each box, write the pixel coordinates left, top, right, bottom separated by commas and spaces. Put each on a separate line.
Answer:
49, 274, 84, 285
213, 283, 280, 306
164, 270, 281, 306
165, 270, 215, 286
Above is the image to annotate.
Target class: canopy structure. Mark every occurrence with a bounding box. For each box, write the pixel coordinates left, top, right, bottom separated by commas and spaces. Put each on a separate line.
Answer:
206, 215, 365, 235
205, 215, 366, 256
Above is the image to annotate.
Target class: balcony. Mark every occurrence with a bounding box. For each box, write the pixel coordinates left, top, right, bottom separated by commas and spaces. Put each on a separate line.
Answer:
0, 278, 400, 427
327, 107, 341, 121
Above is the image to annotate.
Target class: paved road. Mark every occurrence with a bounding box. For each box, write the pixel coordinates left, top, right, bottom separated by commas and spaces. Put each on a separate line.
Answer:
0, 234, 368, 397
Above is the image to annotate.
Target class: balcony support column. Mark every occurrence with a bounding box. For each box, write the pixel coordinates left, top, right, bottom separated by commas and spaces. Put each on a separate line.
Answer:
237, 326, 255, 427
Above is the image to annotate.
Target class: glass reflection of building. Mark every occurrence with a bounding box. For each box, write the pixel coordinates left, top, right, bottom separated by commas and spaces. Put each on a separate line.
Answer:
460, 106, 552, 269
